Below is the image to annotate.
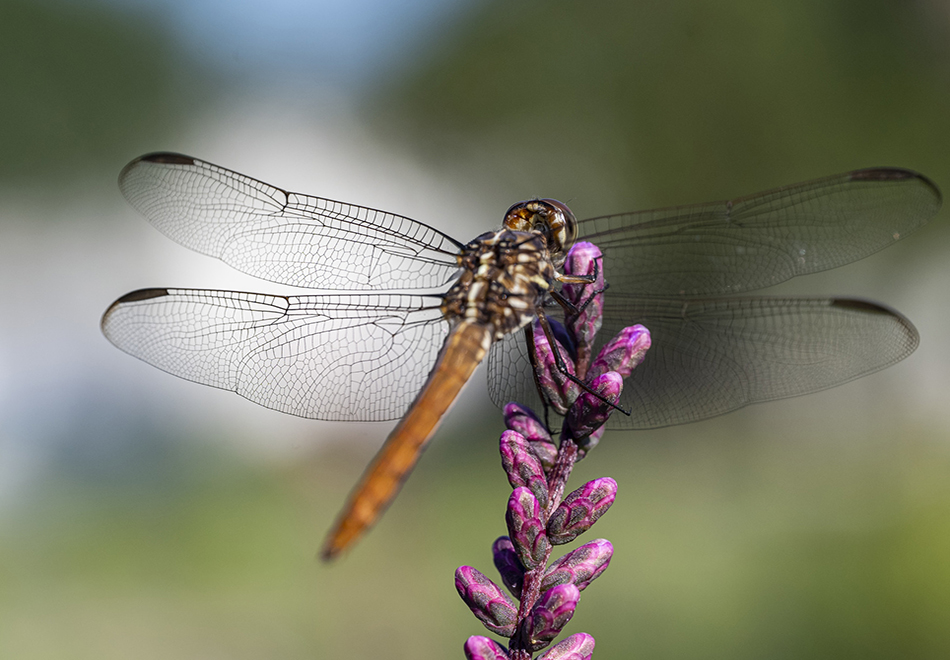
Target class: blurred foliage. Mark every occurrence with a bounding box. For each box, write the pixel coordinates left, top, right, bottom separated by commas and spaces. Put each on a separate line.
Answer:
1, 424, 948, 658
371, 0, 950, 229
0, 0, 206, 191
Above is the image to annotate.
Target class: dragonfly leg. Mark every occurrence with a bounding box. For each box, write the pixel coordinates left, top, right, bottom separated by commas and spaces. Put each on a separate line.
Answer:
533, 312, 630, 417
550, 282, 610, 319
555, 253, 600, 286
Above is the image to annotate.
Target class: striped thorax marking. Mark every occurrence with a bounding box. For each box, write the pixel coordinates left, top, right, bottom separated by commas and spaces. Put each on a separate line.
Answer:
441, 229, 560, 341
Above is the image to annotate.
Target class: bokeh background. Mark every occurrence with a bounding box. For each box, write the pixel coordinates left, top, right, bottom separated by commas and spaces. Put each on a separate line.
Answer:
2, 1, 950, 658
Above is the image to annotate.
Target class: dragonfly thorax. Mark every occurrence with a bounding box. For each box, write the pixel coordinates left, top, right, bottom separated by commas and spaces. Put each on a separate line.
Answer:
441, 229, 558, 341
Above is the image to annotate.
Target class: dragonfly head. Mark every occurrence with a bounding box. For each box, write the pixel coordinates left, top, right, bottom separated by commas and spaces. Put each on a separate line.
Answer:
503, 199, 577, 258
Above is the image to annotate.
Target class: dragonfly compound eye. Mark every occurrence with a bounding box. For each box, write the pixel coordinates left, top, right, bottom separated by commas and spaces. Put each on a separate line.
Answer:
503, 199, 578, 256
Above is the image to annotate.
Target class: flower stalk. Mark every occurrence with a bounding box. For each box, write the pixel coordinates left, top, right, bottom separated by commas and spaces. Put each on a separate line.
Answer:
458, 242, 651, 660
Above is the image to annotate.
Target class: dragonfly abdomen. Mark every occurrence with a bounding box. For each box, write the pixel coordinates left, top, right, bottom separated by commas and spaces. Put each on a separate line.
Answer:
323, 229, 566, 557
322, 320, 492, 559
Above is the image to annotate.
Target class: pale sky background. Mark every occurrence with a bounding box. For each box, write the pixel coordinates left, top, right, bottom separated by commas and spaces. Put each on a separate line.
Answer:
84, 0, 473, 88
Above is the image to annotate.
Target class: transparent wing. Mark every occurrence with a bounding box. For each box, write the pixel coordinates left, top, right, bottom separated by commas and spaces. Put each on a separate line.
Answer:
487, 295, 918, 430
102, 288, 449, 421
577, 168, 941, 296
118, 153, 463, 290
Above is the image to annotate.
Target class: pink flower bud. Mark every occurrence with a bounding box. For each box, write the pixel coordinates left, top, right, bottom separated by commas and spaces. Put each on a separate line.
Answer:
561, 242, 605, 353
547, 478, 617, 545
492, 536, 525, 599
500, 430, 549, 507
542, 539, 613, 592
506, 487, 550, 570
531, 320, 580, 415
463, 636, 510, 660
565, 371, 623, 442
455, 566, 518, 637
538, 633, 596, 660
588, 325, 651, 381
527, 584, 580, 650
504, 403, 557, 469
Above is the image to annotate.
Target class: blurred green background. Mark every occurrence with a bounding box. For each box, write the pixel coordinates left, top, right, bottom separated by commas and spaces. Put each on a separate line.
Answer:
2, 0, 949, 658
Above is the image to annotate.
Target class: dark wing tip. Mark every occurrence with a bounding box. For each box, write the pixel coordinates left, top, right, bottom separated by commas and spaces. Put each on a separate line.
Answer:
830, 297, 920, 349
829, 297, 894, 315
119, 152, 197, 186
136, 152, 197, 166
114, 287, 171, 304
850, 167, 943, 208
102, 288, 170, 327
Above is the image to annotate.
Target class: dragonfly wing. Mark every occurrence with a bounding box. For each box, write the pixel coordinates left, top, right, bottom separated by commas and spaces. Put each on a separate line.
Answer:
118, 153, 462, 290
487, 326, 548, 420
577, 168, 941, 296
101, 288, 449, 422
486, 295, 918, 430
606, 295, 917, 429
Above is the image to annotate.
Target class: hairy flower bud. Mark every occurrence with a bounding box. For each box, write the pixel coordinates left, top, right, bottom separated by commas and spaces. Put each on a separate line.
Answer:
500, 430, 549, 507
463, 636, 510, 660
531, 320, 581, 415
547, 478, 617, 545
492, 536, 525, 599
561, 242, 605, 357
506, 487, 550, 570
504, 403, 557, 469
542, 539, 614, 592
565, 371, 623, 442
587, 324, 651, 381
527, 584, 580, 650
455, 566, 518, 637
538, 633, 596, 660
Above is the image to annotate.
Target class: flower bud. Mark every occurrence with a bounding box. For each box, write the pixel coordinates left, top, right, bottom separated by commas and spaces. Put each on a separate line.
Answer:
491, 536, 524, 599
542, 539, 613, 592
506, 487, 550, 570
527, 584, 580, 650
463, 636, 510, 660
455, 566, 518, 637
561, 242, 605, 352
565, 371, 622, 442
500, 430, 549, 507
587, 325, 651, 381
538, 633, 596, 660
504, 403, 557, 469
531, 320, 580, 415
547, 478, 617, 545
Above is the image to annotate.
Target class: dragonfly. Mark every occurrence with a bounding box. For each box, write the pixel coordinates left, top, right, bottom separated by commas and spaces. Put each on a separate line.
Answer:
101, 153, 941, 559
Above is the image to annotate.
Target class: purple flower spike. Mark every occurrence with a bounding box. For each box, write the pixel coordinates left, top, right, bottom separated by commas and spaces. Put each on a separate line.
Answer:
531, 320, 581, 415
455, 566, 519, 637
538, 633, 596, 660
547, 478, 617, 545
504, 403, 557, 469
506, 487, 550, 570
561, 242, 605, 358
500, 430, 549, 507
542, 539, 613, 592
527, 583, 581, 650
565, 371, 623, 442
464, 636, 510, 660
588, 324, 651, 382
492, 536, 525, 598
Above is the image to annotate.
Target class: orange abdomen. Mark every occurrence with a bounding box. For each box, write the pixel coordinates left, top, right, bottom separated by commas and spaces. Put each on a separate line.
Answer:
321, 321, 492, 560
